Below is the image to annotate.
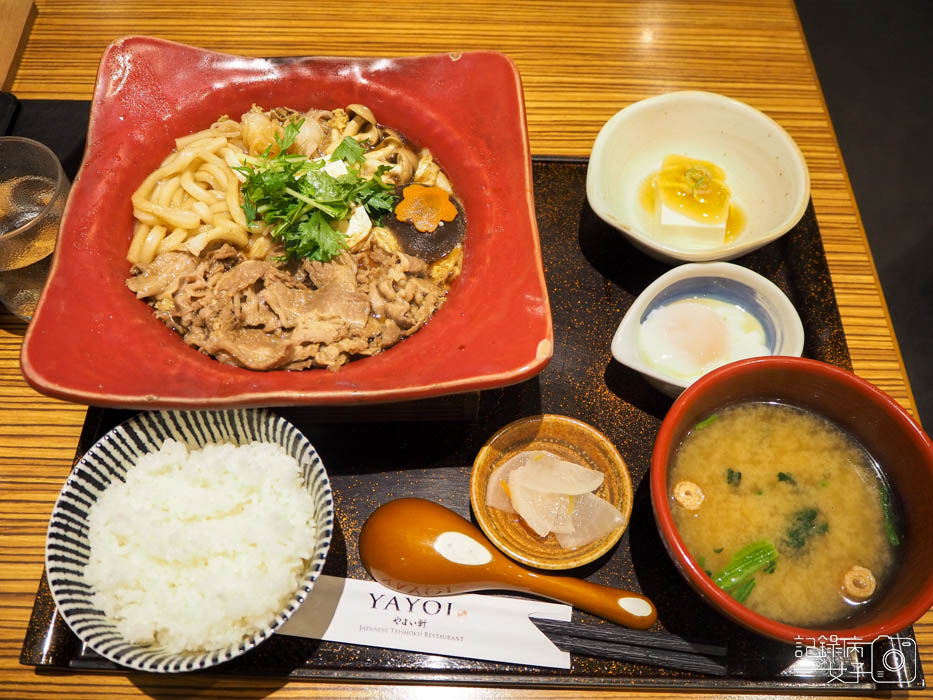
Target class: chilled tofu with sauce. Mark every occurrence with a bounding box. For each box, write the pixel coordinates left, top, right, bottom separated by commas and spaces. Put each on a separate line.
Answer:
658, 198, 728, 245
639, 154, 745, 247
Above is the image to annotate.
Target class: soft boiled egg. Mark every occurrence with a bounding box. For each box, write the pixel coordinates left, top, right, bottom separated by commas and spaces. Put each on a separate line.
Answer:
637, 297, 769, 382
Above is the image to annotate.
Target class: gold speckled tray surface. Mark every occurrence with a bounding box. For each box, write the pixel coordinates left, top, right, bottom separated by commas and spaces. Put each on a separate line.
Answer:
15, 100, 923, 690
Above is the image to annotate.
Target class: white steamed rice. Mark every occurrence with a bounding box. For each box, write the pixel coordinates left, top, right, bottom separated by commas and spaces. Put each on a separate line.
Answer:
85, 438, 317, 653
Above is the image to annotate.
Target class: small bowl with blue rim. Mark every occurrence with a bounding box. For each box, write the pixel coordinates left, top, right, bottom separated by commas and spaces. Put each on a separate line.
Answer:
611, 262, 804, 397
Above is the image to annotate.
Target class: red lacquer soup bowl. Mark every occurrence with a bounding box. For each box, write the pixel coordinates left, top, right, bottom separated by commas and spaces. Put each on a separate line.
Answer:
651, 356, 933, 644
21, 37, 552, 408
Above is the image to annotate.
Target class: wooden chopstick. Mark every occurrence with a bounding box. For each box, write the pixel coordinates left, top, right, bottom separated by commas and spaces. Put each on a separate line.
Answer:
530, 617, 729, 676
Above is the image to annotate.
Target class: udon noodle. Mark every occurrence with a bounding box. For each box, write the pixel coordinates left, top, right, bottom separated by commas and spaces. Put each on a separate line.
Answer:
128, 118, 254, 265
125, 104, 465, 371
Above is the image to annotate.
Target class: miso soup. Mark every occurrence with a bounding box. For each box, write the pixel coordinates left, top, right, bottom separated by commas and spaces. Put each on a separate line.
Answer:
669, 401, 899, 627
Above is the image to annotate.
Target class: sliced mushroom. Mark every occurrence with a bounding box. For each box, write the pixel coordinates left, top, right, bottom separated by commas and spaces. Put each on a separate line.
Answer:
357, 125, 381, 147
345, 104, 376, 131
360, 136, 420, 185
267, 106, 300, 123
356, 158, 378, 179
343, 104, 381, 146
387, 145, 418, 186
360, 136, 403, 179
366, 136, 403, 163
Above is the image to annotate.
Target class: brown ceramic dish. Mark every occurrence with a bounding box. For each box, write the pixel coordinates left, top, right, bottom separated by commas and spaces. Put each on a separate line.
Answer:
651, 356, 933, 644
471, 414, 632, 570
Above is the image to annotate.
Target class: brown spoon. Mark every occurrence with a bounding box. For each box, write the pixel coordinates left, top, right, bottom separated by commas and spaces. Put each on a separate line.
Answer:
358, 497, 657, 629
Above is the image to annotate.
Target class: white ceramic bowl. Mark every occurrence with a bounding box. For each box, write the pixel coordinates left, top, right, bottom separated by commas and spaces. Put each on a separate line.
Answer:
610, 262, 805, 397
45, 409, 333, 672
586, 91, 810, 263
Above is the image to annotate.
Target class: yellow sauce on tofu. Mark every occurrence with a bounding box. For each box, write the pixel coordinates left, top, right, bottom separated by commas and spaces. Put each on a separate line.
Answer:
639, 154, 746, 242
724, 202, 746, 243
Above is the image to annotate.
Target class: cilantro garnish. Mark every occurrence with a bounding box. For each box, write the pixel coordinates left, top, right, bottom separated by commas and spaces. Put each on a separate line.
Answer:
292, 211, 347, 262
279, 119, 303, 152
331, 136, 366, 164
236, 123, 397, 263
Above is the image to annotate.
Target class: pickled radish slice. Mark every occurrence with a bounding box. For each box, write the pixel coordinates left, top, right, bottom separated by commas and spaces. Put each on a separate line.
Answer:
484, 448, 622, 547
556, 492, 624, 549
485, 455, 528, 513
507, 475, 575, 537
485, 450, 561, 512
509, 453, 604, 495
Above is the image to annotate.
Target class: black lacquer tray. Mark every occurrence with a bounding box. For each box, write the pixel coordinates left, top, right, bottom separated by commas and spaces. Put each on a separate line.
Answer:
14, 100, 924, 691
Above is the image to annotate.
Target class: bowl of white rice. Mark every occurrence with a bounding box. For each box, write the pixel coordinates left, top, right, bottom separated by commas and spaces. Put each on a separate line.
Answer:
44, 408, 333, 672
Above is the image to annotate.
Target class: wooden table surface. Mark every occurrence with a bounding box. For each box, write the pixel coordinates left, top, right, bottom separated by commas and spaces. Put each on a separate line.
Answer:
2, 0, 928, 697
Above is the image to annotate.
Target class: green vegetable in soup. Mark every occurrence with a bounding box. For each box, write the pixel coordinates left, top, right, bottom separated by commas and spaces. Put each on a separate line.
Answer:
713, 541, 778, 602
782, 507, 829, 554
732, 578, 756, 603
694, 414, 718, 431
880, 484, 901, 547
726, 468, 742, 486
777, 472, 797, 485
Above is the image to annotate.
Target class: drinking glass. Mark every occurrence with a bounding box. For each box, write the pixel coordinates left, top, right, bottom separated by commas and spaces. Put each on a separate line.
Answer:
0, 137, 70, 320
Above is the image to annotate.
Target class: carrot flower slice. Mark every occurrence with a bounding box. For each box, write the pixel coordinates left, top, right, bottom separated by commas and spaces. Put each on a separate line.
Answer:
394, 184, 458, 233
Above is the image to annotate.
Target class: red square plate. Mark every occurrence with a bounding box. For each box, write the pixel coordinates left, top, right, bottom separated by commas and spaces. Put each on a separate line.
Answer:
21, 37, 552, 408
